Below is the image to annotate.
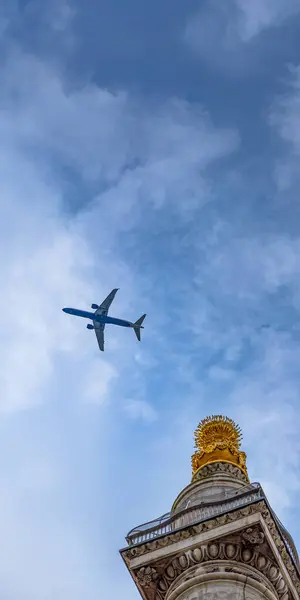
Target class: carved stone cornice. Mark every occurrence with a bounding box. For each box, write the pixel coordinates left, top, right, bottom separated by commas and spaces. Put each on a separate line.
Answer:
191, 461, 249, 484
122, 500, 300, 597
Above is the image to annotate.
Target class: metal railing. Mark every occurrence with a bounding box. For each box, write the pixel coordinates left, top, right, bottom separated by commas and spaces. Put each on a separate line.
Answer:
126, 483, 262, 545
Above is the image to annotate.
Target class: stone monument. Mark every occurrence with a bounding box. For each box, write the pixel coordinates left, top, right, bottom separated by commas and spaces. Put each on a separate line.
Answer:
120, 415, 300, 600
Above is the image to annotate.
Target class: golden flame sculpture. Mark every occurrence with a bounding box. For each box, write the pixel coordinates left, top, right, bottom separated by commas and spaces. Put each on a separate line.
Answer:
191, 415, 249, 481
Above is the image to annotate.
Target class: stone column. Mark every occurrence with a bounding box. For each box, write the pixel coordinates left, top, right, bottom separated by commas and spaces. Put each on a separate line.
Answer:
120, 416, 300, 600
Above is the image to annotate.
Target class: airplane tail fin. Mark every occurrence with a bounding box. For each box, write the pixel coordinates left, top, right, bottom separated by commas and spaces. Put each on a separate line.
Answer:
133, 314, 146, 341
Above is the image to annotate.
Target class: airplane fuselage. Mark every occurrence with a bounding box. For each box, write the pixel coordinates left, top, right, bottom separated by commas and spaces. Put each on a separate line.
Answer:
62, 307, 134, 328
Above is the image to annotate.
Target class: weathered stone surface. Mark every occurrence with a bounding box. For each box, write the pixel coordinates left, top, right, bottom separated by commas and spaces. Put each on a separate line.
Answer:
172, 580, 275, 600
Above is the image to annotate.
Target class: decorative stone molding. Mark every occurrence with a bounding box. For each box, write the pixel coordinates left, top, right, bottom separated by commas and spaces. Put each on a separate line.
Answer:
123, 500, 300, 596
153, 537, 289, 600
192, 462, 249, 484
242, 527, 265, 547
137, 566, 159, 589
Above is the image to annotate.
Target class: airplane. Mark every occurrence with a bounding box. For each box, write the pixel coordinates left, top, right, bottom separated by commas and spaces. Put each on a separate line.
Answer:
62, 288, 146, 352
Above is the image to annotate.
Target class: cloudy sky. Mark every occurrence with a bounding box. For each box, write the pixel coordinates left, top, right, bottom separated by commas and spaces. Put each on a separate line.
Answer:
1, 0, 300, 598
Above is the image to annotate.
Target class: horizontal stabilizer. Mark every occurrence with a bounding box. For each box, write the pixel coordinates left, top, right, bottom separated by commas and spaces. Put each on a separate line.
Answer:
133, 314, 146, 341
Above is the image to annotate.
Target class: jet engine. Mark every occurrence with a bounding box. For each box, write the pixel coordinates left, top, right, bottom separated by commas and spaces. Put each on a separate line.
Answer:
91, 303, 99, 310
87, 324, 94, 330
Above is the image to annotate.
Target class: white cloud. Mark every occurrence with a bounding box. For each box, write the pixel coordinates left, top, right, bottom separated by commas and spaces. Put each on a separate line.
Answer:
175, 230, 300, 365
50, 0, 76, 32
208, 366, 235, 381
0, 223, 93, 412
83, 360, 119, 404
134, 351, 158, 368
236, 400, 300, 515
124, 399, 158, 422
0, 50, 238, 209
271, 66, 300, 149
270, 66, 300, 190
183, 3, 239, 64
0, 455, 101, 600
183, 0, 300, 67
235, 0, 300, 41
200, 234, 300, 299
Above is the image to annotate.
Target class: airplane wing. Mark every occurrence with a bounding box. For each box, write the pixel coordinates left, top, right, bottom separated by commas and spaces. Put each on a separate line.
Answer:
94, 288, 119, 317
94, 322, 105, 352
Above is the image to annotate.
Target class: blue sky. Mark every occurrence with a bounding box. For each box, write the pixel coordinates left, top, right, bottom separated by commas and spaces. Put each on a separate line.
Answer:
1, 0, 300, 598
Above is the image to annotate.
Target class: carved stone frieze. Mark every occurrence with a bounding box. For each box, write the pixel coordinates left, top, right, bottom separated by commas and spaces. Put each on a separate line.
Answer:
153, 537, 289, 600
123, 500, 300, 596
192, 462, 249, 484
